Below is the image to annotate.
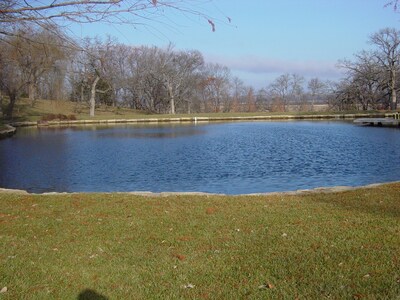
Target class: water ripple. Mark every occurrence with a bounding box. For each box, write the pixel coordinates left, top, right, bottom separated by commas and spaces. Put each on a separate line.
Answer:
0, 121, 399, 194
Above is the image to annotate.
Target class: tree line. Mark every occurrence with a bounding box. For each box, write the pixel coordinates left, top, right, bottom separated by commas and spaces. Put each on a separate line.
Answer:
0, 1, 399, 117
0, 25, 335, 118
1, 25, 399, 118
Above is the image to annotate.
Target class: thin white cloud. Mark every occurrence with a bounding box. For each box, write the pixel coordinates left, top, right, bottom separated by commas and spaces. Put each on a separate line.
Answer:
204, 54, 343, 79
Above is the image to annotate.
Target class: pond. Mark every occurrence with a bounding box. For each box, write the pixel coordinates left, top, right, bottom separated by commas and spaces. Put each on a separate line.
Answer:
0, 121, 399, 194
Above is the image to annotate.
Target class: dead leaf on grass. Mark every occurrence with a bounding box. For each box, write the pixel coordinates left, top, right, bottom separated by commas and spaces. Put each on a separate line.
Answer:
258, 283, 274, 290
177, 236, 193, 242
173, 254, 186, 261
206, 207, 216, 215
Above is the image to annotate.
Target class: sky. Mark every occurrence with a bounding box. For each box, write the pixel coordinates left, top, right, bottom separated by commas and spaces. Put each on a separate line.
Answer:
67, 0, 400, 89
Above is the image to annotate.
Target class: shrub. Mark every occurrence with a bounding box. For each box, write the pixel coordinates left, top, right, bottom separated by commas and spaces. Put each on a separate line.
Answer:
57, 114, 67, 120
41, 114, 56, 121
41, 114, 77, 121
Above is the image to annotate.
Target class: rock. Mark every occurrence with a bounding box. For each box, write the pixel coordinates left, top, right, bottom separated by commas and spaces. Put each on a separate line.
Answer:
0, 124, 16, 139
0, 188, 29, 195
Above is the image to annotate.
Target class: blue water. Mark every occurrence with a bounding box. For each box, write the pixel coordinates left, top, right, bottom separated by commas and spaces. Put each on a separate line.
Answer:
0, 121, 399, 194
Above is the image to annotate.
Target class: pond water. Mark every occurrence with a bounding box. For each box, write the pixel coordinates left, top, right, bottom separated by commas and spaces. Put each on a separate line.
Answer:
0, 121, 399, 194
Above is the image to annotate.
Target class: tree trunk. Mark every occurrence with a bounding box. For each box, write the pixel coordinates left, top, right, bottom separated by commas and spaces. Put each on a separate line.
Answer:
80, 81, 85, 102
167, 82, 175, 114
391, 69, 397, 110
283, 97, 287, 112
392, 90, 397, 110
29, 82, 37, 107
0, 91, 3, 117
311, 94, 315, 112
5, 91, 17, 119
90, 75, 100, 117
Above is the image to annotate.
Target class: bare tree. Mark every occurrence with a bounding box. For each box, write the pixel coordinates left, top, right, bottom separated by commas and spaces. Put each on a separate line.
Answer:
338, 51, 385, 110
40, 59, 70, 101
268, 73, 305, 112
79, 37, 115, 117
290, 73, 305, 104
256, 88, 269, 111
308, 78, 326, 111
10, 26, 69, 106
113, 45, 203, 114
121, 45, 165, 112
245, 87, 256, 112
0, 41, 27, 118
0, 26, 70, 117
231, 77, 245, 112
105, 43, 132, 107
170, 49, 204, 114
199, 63, 231, 112
331, 79, 358, 111
268, 74, 291, 112
157, 45, 203, 114
369, 27, 400, 110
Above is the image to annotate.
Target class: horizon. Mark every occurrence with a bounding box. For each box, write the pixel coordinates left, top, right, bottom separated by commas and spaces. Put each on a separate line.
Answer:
64, 0, 400, 89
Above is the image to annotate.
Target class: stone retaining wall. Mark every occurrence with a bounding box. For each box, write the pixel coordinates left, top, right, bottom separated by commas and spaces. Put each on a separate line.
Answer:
9, 112, 394, 128
0, 125, 16, 139
0, 181, 398, 197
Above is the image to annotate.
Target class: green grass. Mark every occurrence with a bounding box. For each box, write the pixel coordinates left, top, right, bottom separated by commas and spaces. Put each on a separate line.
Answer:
2, 99, 148, 122
1, 183, 400, 299
1, 98, 390, 123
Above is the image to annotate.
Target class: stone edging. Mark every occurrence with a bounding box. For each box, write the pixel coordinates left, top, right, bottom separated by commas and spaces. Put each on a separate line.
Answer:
9, 112, 395, 128
0, 124, 16, 139
0, 181, 398, 197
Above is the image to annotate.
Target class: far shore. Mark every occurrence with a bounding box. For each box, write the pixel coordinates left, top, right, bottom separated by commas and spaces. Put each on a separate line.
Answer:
8, 111, 396, 128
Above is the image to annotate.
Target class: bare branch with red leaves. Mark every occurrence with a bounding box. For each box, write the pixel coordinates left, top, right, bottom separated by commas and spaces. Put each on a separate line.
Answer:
0, 0, 220, 35
385, 0, 400, 11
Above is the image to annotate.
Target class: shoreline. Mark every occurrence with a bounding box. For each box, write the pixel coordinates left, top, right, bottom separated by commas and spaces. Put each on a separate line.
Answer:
0, 124, 16, 139
9, 112, 396, 128
1, 180, 399, 197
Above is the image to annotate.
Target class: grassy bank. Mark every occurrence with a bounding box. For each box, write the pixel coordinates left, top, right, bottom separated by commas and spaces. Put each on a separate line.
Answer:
1, 98, 390, 123
1, 183, 399, 299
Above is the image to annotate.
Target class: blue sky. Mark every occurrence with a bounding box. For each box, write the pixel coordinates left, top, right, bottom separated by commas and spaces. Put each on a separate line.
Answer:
68, 0, 399, 88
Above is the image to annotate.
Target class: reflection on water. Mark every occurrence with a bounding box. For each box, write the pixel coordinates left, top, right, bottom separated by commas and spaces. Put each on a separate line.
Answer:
0, 121, 399, 194
97, 127, 206, 139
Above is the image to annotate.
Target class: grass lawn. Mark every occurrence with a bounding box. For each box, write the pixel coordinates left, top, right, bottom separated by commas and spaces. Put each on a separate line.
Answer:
1, 98, 389, 123
1, 183, 399, 299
